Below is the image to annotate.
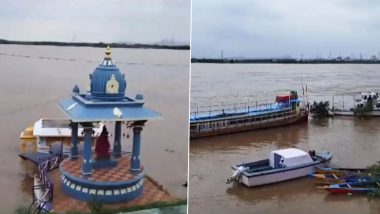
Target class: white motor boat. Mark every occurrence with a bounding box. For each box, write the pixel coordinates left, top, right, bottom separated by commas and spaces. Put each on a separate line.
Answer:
226, 148, 332, 187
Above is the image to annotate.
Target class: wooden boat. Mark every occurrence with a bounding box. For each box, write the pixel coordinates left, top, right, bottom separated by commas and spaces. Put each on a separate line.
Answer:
190, 91, 308, 139
323, 181, 380, 194
226, 148, 332, 187
310, 167, 372, 185
310, 172, 372, 185
315, 167, 368, 175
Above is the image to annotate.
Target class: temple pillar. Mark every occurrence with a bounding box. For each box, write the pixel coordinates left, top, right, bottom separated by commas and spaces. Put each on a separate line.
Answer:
82, 127, 93, 175
130, 126, 142, 173
70, 122, 79, 159
112, 121, 122, 158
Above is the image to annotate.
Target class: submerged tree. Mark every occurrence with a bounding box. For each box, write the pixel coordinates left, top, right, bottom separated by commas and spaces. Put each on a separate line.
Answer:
14, 207, 32, 214
367, 161, 380, 198
309, 101, 330, 119
354, 98, 374, 118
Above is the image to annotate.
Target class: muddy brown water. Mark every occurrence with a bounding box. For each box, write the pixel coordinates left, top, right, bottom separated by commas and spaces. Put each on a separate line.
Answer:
189, 63, 380, 214
0, 45, 189, 213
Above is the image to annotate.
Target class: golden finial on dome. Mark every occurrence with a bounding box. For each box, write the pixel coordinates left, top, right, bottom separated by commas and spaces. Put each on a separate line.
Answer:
104, 45, 111, 59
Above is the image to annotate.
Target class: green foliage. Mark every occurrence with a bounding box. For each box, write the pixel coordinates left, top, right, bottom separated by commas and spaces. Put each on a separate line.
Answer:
309, 101, 330, 119
15, 198, 186, 214
98, 199, 187, 214
354, 99, 374, 118
367, 161, 380, 198
87, 198, 103, 214
367, 188, 380, 199
368, 161, 380, 181
65, 211, 87, 214
14, 207, 32, 214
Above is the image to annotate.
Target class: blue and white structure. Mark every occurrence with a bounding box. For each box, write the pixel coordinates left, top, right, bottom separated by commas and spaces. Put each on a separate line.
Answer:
57, 46, 160, 203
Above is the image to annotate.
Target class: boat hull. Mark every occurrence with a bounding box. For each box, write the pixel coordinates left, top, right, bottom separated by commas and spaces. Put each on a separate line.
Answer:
324, 182, 377, 194
190, 112, 308, 139
326, 188, 375, 194
310, 168, 371, 185
238, 160, 330, 187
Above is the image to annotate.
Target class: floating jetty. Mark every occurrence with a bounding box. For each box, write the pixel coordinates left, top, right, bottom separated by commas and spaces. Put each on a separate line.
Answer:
332, 91, 380, 116
190, 91, 308, 138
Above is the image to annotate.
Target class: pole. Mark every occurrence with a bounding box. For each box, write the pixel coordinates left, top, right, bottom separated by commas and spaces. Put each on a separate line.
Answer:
70, 122, 79, 160
131, 126, 143, 173
113, 121, 122, 158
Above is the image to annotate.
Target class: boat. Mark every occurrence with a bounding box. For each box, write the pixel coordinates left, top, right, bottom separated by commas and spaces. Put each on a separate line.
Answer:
315, 167, 368, 175
332, 92, 380, 116
20, 118, 103, 154
310, 167, 374, 185
309, 172, 372, 185
190, 91, 308, 138
323, 181, 380, 194
226, 148, 332, 187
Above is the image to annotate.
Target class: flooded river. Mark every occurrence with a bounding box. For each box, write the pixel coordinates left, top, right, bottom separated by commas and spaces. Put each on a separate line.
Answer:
189, 63, 380, 214
0, 45, 189, 213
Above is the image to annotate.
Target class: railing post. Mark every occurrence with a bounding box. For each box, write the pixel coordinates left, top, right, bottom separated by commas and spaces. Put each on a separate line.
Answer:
209, 102, 211, 117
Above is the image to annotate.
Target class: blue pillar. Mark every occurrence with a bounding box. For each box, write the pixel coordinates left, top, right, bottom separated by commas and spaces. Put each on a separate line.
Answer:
130, 126, 142, 173
82, 128, 93, 175
112, 121, 122, 158
70, 122, 79, 159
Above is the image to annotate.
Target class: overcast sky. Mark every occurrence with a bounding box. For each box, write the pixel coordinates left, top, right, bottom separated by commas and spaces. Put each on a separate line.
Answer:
0, 0, 190, 44
192, 0, 380, 58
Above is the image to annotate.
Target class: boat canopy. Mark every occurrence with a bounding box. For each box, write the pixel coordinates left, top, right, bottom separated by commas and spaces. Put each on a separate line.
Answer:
269, 148, 313, 168
33, 118, 103, 137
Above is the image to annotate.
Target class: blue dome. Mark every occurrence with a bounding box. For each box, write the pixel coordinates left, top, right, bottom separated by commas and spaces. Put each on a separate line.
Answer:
90, 50, 127, 100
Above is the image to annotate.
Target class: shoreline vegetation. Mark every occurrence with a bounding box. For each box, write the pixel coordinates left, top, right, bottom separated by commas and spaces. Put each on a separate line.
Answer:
0, 39, 190, 50
191, 58, 380, 64
15, 199, 187, 214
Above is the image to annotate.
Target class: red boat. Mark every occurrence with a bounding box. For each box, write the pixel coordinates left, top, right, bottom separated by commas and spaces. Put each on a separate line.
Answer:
323, 182, 378, 194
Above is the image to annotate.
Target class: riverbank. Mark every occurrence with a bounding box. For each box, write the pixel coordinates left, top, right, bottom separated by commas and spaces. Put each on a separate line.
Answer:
0, 39, 190, 50
191, 58, 380, 64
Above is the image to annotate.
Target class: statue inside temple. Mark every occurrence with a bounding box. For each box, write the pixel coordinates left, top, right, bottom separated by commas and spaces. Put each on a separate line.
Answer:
95, 126, 111, 160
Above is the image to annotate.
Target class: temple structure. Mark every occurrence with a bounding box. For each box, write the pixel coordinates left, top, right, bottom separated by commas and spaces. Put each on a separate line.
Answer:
57, 46, 160, 203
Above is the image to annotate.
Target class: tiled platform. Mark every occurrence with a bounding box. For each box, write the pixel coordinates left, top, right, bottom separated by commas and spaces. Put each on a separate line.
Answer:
61, 156, 141, 182
51, 170, 178, 212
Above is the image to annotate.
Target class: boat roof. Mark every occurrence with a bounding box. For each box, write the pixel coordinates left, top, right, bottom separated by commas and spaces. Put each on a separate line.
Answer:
190, 98, 302, 122
33, 118, 103, 137
269, 148, 313, 168
271, 148, 309, 158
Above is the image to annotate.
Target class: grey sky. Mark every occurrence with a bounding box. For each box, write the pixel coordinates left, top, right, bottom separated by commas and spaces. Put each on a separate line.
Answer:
0, 0, 190, 44
192, 0, 380, 58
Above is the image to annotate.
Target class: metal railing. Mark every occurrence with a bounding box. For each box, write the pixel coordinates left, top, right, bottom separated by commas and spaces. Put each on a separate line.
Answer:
29, 155, 62, 213
191, 100, 292, 119
190, 109, 304, 134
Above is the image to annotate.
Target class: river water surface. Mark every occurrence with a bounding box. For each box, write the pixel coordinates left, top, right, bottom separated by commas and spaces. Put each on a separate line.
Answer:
189, 63, 380, 214
0, 45, 189, 213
